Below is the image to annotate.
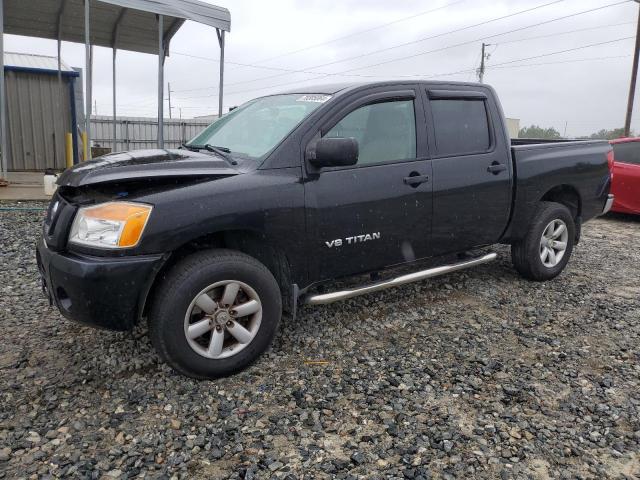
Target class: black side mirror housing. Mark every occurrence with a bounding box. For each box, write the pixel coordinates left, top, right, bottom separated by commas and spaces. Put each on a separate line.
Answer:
310, 137, 359, 168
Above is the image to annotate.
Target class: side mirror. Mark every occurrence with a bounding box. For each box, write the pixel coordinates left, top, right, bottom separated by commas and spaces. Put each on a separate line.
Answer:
310, 137, 358, 168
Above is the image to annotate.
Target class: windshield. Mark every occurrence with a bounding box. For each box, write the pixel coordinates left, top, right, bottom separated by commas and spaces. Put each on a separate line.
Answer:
188, 93, 331, 159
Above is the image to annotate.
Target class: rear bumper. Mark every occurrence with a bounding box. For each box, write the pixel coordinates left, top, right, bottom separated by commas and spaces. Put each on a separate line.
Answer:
602, 194, 615, 215
36, 238, 167, 331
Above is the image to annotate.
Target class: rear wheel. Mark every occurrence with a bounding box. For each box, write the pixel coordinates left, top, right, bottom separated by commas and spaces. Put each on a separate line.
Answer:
149, 249, 281, 379
511, 202, 575, 281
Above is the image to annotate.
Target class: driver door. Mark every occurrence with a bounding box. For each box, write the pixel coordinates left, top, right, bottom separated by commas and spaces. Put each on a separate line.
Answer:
304, 88, 433, 281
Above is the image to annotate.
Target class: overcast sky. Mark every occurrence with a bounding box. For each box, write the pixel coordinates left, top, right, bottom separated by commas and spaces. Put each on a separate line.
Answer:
5, 0, 640, 136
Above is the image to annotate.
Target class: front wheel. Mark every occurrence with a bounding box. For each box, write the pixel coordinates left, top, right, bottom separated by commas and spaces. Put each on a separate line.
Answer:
149, 249, 281, 379
511, 201, 575, 281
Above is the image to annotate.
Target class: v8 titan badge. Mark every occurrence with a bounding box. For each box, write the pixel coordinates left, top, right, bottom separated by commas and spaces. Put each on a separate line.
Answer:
325, 232, 381, 248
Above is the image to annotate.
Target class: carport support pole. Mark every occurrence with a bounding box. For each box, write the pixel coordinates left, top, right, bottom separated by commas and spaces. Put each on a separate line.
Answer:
112, 48, 117, 150
84, 0, 92, 160
217, 29, 225, 118
0, 0, 6, 180
157, 15, 164, 149
57, 39, 62, 93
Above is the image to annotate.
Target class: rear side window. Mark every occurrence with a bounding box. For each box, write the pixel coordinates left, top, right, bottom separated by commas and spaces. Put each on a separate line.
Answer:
324, 100, 416, 165
430, 99, 491, 156
612, 142, 640, 165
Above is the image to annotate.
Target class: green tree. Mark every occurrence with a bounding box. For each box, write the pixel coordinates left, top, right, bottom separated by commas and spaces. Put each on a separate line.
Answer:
518, 125, 562, 139
588, 128, 629, 140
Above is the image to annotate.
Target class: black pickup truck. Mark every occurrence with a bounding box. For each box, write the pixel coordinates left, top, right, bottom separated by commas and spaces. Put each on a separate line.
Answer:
37, 81, 614, 379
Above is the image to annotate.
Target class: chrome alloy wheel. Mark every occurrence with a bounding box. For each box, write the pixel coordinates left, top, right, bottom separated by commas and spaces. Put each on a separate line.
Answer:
184, 280, 262, 359
539, 219, 568, 268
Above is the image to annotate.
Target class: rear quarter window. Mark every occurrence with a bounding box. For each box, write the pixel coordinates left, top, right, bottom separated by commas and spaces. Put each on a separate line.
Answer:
430, 99, 491, 156
612, 142, 640, 165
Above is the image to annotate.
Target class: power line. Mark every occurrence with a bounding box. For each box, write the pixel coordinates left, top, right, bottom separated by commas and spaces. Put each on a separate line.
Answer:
114, 3, 635, 114
411, 37, 635, 78
243, 0, 468, 66
246, 36, 635, 90
171, 53, 375, 84
488, 54, 631, 69
488, 36, 634, 68
492, 21, 634, 46
164, 51, 636, 114
177, 14, 633, 99
118, 96, 163, 107
172, 0, 630, 98
332, 0, 631, 75
177, 0, 566, 92
172, 20, 633, 92
153, 56, 628, 116
170, 1, 466, 94
285, 0, 566, 72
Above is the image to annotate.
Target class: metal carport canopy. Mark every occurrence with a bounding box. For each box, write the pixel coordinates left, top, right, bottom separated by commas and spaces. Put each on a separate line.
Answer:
0, 0, 230, 180
4, 0, 230, 54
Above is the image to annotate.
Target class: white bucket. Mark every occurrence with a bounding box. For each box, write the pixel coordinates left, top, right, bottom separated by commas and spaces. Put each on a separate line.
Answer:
44, 172, 58, 196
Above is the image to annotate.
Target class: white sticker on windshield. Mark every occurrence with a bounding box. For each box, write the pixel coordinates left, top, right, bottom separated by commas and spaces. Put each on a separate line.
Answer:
297, 94, 331, 103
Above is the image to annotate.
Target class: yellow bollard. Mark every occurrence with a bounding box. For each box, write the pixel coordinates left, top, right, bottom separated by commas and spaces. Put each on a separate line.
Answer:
82, 131, 89, 161
65, 133, 73, 168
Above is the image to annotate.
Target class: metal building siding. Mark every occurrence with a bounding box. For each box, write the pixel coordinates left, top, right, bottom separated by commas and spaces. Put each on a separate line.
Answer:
91, 116, 210, 152
6, 71, 71, 171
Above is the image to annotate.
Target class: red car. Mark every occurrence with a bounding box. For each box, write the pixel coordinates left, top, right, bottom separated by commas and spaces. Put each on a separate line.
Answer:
609, 137, 640, 214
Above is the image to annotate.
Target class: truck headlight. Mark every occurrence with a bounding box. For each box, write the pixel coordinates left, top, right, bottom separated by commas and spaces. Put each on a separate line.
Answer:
69, 202, 152, 249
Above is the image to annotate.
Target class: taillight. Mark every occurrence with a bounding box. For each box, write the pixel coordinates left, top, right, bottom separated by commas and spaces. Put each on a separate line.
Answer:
607, 149, 614, 180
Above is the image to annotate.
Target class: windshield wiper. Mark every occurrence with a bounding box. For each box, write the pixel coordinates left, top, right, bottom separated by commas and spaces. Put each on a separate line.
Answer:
181, 143, 237, 165
209, 145, 231, 153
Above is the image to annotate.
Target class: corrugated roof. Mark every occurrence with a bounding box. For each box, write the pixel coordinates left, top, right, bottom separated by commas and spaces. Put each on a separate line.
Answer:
100, 0, 230, 31
4, 52, 75, 73
4, 0, 230, 56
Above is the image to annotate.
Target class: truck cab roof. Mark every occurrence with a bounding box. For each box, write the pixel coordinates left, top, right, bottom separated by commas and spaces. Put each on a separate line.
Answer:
278, 80, 490, 96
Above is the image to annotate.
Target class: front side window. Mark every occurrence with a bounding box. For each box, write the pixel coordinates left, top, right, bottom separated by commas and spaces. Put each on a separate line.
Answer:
189, 94, 330, 159
430, 99, 491, 156
324, 100, 416, 165
612, 142, 640, 165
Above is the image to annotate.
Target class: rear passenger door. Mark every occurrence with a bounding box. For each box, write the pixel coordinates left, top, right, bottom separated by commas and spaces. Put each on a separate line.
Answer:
424, 88, 512, 255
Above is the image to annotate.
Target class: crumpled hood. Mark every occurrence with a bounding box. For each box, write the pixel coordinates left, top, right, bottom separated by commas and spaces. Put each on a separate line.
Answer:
57, 149, 241, 187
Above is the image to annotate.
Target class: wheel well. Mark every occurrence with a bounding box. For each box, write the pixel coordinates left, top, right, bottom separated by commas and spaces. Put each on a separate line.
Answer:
141, 230, 294, 322
540, 185, 581, 219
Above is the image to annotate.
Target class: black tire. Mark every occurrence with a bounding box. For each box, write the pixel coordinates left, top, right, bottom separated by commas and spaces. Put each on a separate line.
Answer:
511, 201, 575, 281
149, 249, 281, 380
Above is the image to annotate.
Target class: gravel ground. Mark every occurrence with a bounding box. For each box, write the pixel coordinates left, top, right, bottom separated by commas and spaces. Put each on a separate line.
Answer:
1, 200, 639, 480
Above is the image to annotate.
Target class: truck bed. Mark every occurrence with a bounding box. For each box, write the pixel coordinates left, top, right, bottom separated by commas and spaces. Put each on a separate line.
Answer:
505, 138, 611, 242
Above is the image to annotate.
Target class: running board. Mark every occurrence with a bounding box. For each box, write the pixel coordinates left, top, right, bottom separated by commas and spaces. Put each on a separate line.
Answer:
303, 252, 497, 306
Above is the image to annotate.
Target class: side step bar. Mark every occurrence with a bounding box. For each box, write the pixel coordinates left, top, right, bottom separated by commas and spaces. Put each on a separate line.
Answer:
303, 252, 497, 306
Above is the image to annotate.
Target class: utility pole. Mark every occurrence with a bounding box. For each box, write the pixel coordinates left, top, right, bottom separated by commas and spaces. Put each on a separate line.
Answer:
167, 82, 173, 119
624, 1, 640, 137
94, 99, 97, 115
477, 43, 491, 83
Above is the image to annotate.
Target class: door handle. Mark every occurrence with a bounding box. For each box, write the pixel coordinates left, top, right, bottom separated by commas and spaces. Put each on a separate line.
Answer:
403, 174, 430, 186
487, 162, 507, 174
